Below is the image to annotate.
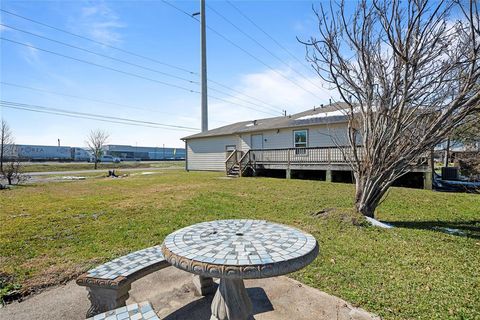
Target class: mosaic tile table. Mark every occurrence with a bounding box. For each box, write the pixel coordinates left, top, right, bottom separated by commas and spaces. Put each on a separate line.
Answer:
161, 219, 319, 320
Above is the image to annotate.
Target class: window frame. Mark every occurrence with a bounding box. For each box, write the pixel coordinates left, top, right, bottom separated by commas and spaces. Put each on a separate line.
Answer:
293, 129, 308, 155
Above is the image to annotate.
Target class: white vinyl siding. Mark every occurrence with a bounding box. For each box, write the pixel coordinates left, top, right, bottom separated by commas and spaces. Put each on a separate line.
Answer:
185, 122, 350, 171
186, 136, 240, 171
261, 124, 349, 149
239, 134, 251, 152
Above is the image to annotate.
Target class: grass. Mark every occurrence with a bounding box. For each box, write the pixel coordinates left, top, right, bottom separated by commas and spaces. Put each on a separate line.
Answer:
1, 170, 479, 319
20, 160, 184, 173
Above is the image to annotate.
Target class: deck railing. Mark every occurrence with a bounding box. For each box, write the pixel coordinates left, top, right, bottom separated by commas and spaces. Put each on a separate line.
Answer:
229, 146, 429, 174
248, 146, 358, 165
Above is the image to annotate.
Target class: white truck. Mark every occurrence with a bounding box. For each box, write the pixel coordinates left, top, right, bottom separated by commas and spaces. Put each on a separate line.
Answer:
99, 155, 121, 163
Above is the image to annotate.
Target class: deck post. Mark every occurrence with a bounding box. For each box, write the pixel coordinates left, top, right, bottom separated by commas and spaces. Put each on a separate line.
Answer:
286, 149, 291, 179
326, 169, 332, 182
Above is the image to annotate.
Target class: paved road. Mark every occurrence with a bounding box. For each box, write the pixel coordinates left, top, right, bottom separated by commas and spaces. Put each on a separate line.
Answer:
25, 166, 182, 176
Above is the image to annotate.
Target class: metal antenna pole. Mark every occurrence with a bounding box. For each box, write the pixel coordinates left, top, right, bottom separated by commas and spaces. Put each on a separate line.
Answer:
200, 0, 208, 132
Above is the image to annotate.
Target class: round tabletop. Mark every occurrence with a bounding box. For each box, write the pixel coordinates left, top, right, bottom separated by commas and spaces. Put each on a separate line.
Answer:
161, 219, 319, 279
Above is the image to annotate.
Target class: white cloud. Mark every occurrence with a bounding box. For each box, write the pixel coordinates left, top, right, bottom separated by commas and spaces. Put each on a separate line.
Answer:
207, 66, 337, 128
6, 64, 337, 147
21, 41, 40, 65
77, 2, 124, 45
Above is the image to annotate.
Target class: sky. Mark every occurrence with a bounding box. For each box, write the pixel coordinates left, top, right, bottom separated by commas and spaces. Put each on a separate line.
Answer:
0, 0, 337, 148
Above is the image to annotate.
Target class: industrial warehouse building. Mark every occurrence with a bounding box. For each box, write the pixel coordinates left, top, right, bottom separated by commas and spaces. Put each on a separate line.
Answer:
103, 145, 185, 161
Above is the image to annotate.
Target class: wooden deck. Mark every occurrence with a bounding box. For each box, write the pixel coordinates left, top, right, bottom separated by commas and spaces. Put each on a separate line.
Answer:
233, 146, 429, 173
225, 146, 431, 189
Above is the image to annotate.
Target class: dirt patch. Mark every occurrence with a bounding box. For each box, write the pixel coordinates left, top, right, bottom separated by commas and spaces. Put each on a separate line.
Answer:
311, 208, 368, 227
6, 259, 97, 303
311, 208, 335, 217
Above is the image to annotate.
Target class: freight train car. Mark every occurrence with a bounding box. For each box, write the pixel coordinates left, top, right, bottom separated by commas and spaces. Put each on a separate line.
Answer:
16, 145, 72, 161
6, 145, 92, 162
71, 147, 92, 161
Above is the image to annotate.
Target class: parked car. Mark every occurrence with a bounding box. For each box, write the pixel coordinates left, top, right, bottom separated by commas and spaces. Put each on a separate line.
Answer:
99, 155, 121, 163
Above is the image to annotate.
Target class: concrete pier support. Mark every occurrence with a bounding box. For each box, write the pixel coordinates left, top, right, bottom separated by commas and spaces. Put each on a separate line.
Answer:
325, 170, 332, 182
286, 168, 291, 179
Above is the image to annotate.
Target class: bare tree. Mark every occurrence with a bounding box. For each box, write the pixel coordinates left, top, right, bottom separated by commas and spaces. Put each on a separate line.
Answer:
451, 112, 480, 150
302, 0, 480, 217
0, 120, 25, 187
0, 119, 14, 172
86, 129, 109, 169
2, 158, 26, 186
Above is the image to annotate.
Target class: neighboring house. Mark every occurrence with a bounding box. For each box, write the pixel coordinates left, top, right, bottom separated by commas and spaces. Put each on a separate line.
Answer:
182, 102, 432, 189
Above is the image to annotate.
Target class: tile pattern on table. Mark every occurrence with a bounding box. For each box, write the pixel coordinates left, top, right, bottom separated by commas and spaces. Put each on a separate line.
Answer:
86, 246, 165, 280
87, 301, 159, 320
163, 219, 317, 266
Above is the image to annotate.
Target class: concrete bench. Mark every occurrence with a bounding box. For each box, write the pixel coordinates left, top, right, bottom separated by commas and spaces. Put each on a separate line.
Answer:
77, 245, 214, 318
86, 301, 159, 320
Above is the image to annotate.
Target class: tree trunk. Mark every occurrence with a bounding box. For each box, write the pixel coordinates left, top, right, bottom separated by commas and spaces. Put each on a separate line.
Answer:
94, 158, 98, 170
444, 137, 451, 167
0, 143, 4, 172
354, 174, 388, 218
7, 175, 12, 185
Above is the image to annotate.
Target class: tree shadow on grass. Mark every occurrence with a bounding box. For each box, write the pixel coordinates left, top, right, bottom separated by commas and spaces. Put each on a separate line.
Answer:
163, 287, 273, 320
387, 220, 480, 239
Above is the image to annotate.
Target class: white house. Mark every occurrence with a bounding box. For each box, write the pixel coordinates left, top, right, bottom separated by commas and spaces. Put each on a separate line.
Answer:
182, 102, 431, 188
183, 103, 351, 170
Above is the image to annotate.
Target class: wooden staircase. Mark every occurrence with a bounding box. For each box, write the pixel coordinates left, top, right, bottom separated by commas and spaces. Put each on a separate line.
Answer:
227, 163, 241, 177
225, 149, 254, 177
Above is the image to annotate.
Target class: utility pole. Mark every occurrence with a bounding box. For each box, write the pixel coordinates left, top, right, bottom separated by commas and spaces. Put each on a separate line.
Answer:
200, 0, 208, 132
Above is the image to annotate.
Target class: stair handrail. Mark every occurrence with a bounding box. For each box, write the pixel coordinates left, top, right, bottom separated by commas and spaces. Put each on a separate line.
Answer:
238, 150, 251, 177
225, 149, 238, 174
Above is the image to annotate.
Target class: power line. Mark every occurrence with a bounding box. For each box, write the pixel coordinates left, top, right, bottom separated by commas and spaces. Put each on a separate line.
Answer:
0, 23, 199, 85
162, 0, 324, 102
0, 8, 195, 75
9, 23, 203, 89
1, 100, 199, 130
207, 4, 327, 95
0, 81, 229, 125
0, 8, 285, 114
2, 23, 281, 115
1, 37, 199, 93
207, 78, 283, 113
0, 100, 200, 132
1, 23, 282, 114
225, 1, 324, 83
1, 37, 279, 116
3, 104, 192, 131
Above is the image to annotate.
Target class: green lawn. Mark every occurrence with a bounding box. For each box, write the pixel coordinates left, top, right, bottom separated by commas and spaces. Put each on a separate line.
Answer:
20, 160, 184, 173
1, 170, 479, 319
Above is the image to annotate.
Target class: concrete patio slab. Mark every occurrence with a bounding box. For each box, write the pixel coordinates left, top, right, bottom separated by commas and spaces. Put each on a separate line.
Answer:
0, 267, 380, 320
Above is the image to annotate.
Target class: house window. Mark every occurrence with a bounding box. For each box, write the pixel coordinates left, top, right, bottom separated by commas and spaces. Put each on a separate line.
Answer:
294, 130, 308, 155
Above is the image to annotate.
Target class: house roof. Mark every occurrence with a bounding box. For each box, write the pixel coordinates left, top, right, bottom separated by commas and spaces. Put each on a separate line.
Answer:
182, 102, 350, 140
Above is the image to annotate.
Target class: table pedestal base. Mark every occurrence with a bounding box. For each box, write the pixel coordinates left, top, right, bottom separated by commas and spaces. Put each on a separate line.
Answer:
210, 278, 253, 320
